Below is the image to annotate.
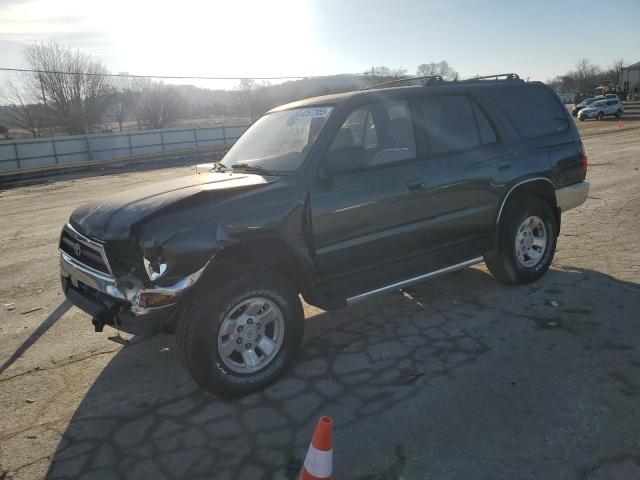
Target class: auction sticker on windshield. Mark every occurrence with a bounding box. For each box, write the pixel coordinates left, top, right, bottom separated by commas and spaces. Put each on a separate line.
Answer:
295, 107, 332, 118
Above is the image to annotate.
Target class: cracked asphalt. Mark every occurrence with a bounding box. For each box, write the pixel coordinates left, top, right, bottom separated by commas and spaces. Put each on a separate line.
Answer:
1, 107, 640, 479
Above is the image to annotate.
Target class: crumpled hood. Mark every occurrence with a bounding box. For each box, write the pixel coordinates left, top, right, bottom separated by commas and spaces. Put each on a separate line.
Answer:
70, 171, 274, 240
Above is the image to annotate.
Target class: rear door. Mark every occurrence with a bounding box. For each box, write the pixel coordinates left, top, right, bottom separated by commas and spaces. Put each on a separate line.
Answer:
407, 93, 509, 257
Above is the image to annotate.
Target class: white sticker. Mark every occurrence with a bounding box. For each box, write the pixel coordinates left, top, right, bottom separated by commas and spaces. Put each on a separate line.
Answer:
295, 107, 332, 119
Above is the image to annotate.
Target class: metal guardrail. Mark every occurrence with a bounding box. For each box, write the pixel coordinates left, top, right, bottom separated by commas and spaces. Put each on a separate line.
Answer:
0, 125, 249, 173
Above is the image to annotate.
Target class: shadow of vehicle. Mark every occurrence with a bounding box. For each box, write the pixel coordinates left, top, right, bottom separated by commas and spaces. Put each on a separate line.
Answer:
45, 266, 640, 479
0, 301, 71, 376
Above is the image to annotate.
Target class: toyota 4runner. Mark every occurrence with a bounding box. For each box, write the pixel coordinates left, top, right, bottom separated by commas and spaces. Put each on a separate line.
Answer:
59, 74, 589, 395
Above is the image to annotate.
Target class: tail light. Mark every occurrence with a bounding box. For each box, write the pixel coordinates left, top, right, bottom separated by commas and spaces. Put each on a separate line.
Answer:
580, 142, 588, 172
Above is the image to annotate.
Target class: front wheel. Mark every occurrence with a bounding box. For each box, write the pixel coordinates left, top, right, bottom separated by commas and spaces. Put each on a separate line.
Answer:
597, 111, 604, 121
176, 266, 304, 396
485, 194, 557, 284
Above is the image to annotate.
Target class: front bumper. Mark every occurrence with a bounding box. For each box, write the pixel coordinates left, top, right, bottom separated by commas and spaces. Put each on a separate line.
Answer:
578, 110, 598, 119
60, 250, 205, 337
556, 181, 589, 212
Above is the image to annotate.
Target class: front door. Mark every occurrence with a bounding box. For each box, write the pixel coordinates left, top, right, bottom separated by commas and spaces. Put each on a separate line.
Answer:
308, 99, 430, 280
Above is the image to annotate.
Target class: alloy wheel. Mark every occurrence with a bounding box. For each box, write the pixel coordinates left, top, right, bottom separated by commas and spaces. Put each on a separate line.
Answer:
514, 215, 547, 268
217, 297, 285, 374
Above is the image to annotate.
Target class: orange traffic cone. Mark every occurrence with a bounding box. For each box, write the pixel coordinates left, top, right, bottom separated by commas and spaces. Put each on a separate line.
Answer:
618, 120, 624, 128
300, 416, 333, 479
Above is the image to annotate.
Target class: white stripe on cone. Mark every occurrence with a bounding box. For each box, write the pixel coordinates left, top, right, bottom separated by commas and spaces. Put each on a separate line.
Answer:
303, 444, 333, 478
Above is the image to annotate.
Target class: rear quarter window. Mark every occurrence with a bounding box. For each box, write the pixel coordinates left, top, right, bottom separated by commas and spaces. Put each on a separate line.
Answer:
490, 85, 568, 139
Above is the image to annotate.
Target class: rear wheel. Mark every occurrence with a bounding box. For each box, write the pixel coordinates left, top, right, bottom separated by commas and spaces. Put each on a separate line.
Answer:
485, 194, 557, 284
615, 109, 623, 118
176, 266, 304, 396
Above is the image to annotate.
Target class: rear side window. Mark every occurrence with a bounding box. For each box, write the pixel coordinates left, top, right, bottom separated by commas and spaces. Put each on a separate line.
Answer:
490, 85, 568, 139
418, 95, 497, 156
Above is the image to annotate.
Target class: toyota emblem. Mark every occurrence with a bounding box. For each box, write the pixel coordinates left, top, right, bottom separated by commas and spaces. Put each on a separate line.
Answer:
73, 243, 82, 256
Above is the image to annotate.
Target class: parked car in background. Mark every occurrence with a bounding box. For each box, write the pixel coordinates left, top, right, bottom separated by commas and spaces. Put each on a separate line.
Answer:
578, 98, 624, 121
572, 97, 599, 117
59, 74, 589, 396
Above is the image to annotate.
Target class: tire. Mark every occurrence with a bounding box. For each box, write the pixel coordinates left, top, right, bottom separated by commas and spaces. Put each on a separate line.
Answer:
597, 111, 604, 121
615, 110, 623, 118
176, 266, 304, 396
485, 194, 557, 285
579, 117, 585, 122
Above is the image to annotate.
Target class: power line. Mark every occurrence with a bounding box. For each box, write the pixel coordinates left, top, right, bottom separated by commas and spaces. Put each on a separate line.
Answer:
0, 67, 365, 81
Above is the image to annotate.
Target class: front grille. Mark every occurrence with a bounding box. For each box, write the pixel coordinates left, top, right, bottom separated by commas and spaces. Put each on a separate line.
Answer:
60, 228, 111, 275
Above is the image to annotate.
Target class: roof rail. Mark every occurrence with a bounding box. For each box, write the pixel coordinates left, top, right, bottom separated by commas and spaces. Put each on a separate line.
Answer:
460, 73, 521, 82
361, 72, 522, 91
362, 75, 444, 90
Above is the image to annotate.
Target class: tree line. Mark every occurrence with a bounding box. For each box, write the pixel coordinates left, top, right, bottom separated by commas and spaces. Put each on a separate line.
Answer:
0, 44, 462, 139
1, 42, 185, 138
547, 58, 625, 94
10, 44, 626, 140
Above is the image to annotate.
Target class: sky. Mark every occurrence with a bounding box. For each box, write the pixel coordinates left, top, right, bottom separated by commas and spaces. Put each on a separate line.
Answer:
0, 0, 639, 90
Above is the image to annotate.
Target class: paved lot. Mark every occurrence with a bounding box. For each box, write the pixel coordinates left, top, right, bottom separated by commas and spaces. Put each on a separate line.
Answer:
1, 106, 640, 479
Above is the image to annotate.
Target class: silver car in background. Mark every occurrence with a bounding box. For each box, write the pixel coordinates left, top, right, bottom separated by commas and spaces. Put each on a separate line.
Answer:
578, 98, 624, 121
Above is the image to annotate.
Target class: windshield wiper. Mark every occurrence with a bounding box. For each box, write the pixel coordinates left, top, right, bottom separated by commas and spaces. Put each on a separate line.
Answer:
230, 163, 270, 174
211, 162, 228, 172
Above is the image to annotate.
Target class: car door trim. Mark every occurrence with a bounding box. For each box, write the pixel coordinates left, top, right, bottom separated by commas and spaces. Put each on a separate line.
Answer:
346, 256, 484, 304
316, 204, 492, 255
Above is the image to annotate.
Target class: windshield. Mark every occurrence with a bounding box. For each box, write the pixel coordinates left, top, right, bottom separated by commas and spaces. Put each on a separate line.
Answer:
221, 107, 333, 173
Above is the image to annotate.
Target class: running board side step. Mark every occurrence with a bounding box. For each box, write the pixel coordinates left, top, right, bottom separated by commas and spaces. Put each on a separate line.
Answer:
346, 257, 484, 305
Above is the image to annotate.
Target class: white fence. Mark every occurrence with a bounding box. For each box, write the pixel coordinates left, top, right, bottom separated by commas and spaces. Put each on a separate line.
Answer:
0, 125, 249, 173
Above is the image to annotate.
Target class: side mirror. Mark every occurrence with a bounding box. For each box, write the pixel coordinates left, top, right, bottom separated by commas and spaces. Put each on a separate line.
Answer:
321, 146, 367, 176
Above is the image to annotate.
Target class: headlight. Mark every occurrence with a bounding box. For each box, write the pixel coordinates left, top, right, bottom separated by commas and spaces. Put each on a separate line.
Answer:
142, 248, 167, 281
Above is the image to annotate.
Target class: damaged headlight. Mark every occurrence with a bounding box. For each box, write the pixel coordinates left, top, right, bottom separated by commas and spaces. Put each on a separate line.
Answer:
142, 247, 167, 281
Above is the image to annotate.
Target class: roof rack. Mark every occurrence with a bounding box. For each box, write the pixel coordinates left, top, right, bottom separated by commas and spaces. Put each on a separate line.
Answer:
361, 72, 522, 91
459, 73, 521, 82
362, 75, 444, 90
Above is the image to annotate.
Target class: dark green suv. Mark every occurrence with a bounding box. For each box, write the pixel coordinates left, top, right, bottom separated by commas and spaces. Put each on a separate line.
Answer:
59, 74, 589, 395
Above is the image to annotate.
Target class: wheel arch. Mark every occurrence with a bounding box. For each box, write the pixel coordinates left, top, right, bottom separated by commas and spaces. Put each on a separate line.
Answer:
204, 236, 320, 303
492, 177, 559, 252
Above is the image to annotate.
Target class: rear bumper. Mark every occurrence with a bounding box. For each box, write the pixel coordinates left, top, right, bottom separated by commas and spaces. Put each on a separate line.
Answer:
556, 181, 589, 212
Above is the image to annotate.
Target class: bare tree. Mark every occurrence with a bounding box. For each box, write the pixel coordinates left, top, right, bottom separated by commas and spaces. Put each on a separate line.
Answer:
22, 42, 113, 134
416, 61, 458, 80
365, 66, 407, 78
609, 58, 625, 82
109, 73, 153, 131
574, 58, 600, 92
136, 81, 183, 129
237, 78, 271, 122
372, 66, 392, 77
0, 79, 46, 138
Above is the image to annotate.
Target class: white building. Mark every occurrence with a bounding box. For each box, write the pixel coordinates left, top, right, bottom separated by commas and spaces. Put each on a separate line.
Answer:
620, 61, 640, 100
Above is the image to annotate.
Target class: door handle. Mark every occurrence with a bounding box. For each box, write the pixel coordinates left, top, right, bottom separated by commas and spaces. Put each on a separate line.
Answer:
497, 160, 512, 171
407, 179, 426, 191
